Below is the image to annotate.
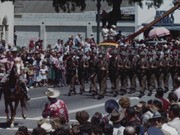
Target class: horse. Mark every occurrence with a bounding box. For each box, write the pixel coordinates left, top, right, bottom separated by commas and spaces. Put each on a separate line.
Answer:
0, 67, 28, 128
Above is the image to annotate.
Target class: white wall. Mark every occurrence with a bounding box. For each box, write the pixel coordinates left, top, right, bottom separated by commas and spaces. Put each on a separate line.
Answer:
0, 1, 14, 45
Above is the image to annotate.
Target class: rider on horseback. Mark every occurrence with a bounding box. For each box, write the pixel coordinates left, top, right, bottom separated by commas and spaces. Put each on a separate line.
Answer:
8, 47, 31, 101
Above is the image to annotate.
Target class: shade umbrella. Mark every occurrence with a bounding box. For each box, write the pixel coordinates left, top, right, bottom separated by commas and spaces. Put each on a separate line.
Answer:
148, 27, 170, 38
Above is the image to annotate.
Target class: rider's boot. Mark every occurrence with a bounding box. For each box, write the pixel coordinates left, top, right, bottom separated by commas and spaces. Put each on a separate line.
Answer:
21, 82, 31, 101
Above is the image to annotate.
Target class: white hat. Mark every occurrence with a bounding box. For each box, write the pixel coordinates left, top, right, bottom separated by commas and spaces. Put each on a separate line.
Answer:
44, 88, 60, 98
11, 46, 18, 52
111, 25, 116, 29
41, 122, 53, 133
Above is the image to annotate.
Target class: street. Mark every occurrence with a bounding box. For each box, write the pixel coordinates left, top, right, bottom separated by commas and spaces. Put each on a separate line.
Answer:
0, 81, 169, 135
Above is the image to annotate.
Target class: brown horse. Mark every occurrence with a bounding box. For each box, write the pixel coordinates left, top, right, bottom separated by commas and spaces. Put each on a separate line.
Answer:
1, 79, 27, 128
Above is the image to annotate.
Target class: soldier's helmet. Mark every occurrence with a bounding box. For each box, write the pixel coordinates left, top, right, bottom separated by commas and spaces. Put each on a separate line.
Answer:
78, 51, 83, 56
164, 51, 169, 56
147, 51, 153, 56
156, 51, 162, 56
119, 51, 126, 57
129, 50, 135, 56
139, 51, 146, 56
111, 50, 118, 56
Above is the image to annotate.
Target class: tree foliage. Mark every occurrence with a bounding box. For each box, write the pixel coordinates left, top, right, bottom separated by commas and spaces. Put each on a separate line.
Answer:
1, 0, 15, 2
52, 0, 163, 25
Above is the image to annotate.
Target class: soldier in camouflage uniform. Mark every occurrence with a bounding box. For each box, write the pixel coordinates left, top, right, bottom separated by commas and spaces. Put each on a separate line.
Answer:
67, 52, 78, 96
119, 51, 128, 95
163, 51, 172, 93
108, 50, 118, 97
128, 50, 137, 94
89, 51, 98, 96
77, 51, 85, 95
155, 51, 165, 90
97, 52, 108, 100
146, 51, 157, 96
137, 51, 148, 98
170, 51, 178, 89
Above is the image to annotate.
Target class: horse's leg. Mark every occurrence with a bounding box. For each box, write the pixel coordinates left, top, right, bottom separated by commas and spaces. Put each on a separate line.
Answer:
9, 102, 15, 128
10, 101, 19, 128
20, 98, 27, 119
4, 100, 10, 122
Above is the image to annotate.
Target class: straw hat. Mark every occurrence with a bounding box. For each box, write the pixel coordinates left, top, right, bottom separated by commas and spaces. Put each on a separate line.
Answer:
44, 88, 60, 98
40, 122, 53, 133
109, 109, 121, 123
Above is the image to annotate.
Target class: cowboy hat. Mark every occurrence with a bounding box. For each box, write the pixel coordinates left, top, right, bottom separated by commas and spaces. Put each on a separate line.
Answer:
40, 122, 53, 133
44, 88, 60, 98
109, 109, 121, 123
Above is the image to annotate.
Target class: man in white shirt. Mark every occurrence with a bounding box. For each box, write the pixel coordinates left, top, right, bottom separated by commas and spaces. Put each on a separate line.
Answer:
102, 25, 109, 41
167, 104, 180, 134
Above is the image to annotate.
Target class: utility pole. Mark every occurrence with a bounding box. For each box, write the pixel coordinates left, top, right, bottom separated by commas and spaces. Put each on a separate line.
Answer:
125, 2, 180, 41
96, 0, 101, 44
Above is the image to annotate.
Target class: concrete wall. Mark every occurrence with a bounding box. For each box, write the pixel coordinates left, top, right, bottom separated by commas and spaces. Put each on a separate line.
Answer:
14, 12, 135, 48
0, 1, 14, 45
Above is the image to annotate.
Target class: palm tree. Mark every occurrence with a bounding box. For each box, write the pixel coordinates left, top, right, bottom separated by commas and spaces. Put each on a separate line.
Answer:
53, 0, 164, 25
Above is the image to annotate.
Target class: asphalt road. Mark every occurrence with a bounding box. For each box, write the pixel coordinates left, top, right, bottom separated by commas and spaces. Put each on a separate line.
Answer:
0, 80, 170, 135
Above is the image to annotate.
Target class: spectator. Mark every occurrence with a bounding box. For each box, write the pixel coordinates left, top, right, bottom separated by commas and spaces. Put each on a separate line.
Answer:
31, 127, 46, 135
123, 126, 136, 135
167, 92, 179, 104
120, 107, 141, 135
104, 123, 113, 135
155, 88, 170, 112
148, 111, 172, 135
167, 104, 180, 134
118, 96, 131, 121
75, 110, 89, 125
110, 109, 125, 135
42, 88, 69, 122
15, 126, 30, 135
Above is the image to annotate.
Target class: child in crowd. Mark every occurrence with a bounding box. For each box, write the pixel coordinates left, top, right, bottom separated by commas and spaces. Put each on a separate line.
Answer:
60, 61, 67, 87
27, 64, 35, 88
40, 64, 48, 86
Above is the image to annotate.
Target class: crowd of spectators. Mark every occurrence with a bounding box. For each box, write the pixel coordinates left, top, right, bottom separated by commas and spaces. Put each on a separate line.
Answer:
14, 78, 180, 135
0, 26, 180, 135
0, 32, 97, 88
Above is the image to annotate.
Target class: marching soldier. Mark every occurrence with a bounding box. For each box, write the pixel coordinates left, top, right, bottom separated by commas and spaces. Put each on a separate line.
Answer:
155, 51, 165, 90
119, 51, 128, 95
173, 51, 180, 89
128, 50, 137, 94
146, 51, 157, 96
77, 52, 85, 95
108, 50, 118, 97
89, 51, 98, 96
67, 52, 78, 96
163, 51, 172, 93
170, 51, 177, 89
115, 51, 123, 95
137, 51, 148, 98
97, 52, 108, 100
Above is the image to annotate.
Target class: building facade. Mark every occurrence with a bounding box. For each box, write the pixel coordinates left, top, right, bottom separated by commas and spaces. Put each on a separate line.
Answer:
0, 1, 14, 45
14, 0, 135, 48
1, 0, 179, 47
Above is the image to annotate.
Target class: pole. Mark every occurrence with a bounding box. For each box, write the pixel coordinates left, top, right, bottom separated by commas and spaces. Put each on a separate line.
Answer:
125, 2, 180, 41
96, 0, 101, 44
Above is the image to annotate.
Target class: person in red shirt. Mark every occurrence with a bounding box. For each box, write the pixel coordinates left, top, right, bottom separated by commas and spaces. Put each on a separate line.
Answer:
42, 88, 69, 122
155, 88, 170, 112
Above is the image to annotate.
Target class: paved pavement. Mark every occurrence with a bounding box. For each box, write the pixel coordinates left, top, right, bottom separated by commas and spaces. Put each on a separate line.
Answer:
0, 81, 170, 135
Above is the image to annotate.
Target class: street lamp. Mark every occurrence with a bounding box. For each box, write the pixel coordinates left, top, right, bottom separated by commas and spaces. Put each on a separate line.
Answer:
96, 0, 101, 44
